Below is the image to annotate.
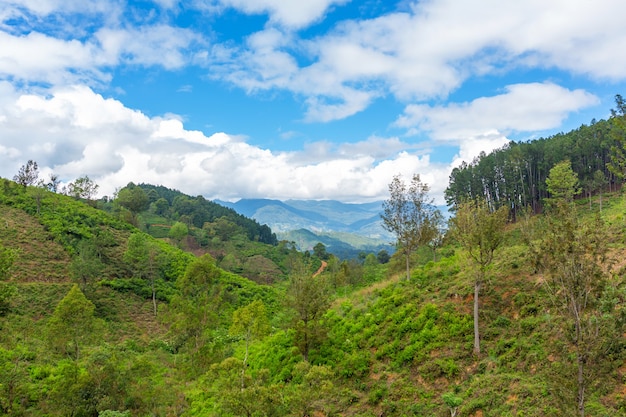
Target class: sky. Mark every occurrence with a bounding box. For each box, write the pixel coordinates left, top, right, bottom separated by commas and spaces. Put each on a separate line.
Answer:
1, 0, 625, 205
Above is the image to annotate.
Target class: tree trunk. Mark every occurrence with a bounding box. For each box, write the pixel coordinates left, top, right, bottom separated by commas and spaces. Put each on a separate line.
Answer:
303, 323, 309, 362
241, 336, 249, 391
575, 315, 585, 417
578, 351, 585, 417
473, 279, 481, 354
405, 250, 411, 281
151, 278, 157, 317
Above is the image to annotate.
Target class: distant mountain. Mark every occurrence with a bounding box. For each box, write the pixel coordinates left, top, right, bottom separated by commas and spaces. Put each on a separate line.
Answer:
218, 198, 390, 236
216, 198, 395, 256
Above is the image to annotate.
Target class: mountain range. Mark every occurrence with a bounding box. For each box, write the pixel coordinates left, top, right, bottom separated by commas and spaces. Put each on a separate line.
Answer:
217, 198, 395, 257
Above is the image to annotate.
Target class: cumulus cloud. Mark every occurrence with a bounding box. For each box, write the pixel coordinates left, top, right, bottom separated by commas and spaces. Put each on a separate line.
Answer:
393, 82, 600, 165
208, 0, 626, 121
395, 83, 600, 141
0, 86, 449, 202
0, 1, 202, 85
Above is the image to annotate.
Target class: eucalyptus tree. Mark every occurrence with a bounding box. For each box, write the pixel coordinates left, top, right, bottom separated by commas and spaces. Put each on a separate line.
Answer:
381, 174, 440, 281
449, 198, 508, 355
124, 233, 163, 316
13, 160, 39, 187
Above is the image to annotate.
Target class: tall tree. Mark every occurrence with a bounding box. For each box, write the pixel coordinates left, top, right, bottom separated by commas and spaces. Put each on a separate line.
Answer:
539, 164, 620, 417
607, 94, 626, 179
229, 300, 270, 390
124, 233, 162, 316
168, 221, 189, 247
450, 198, 508, 354
286, 262, 331, 362
13, 160, 39, 187
168, 254, 225, 372
381, 174, 440, 281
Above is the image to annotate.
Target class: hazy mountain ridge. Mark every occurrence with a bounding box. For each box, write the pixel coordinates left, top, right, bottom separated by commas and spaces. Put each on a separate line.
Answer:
219, 198, 387, 232
217, 198, 394, 247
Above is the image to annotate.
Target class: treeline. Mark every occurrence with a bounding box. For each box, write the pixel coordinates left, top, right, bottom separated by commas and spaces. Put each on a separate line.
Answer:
445, 96, 626, 217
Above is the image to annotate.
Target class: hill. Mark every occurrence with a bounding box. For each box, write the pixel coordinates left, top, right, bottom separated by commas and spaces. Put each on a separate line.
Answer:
0, 172, 625, 416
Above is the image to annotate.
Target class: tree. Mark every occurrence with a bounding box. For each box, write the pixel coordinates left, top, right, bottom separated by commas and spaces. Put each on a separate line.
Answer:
70, 239, 105, 293
545, 160, 580, 204
376, 249, 390, 264
13, 160, 39, 186
607, 94, 626, 179
67, 175, 99, 201
168, 221, 189, 246
0, 346, 30, 415
116, 183, 149, 224
287, 362, 335, 417
124, 233, 162, 316
46, 285, 99, 360
381, 174, 440, 281
167, 254, 225, 372
29, 179, 49, 215
46, 173, 61, 193
428, 210, 446, 262
286, 262, 331, 362
153, 197, 170, 216
450, 198, 508, 354
539, 180, 618, 416
591, 169, 606, 211
442, 392, 463, 417
229, 300, 270, 390
203, 358, 283, 417
312, 242, 329, 260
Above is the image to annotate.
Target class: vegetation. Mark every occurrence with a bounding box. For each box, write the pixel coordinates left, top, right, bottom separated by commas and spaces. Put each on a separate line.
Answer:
381, 173, 441, 281
444, 99, 626, 217
0, 97, 625, 416
449, 198, 508, 354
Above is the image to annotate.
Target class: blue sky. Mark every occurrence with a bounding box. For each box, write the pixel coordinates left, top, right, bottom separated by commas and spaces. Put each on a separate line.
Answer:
1, 0, 625, 204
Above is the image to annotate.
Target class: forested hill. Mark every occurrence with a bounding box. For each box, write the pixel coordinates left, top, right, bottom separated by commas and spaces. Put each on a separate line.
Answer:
133, 183, 278, 245
445, 95, 626, 217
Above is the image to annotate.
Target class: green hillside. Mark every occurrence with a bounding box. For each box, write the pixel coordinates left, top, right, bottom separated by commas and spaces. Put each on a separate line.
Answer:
2, 111, 626, 417
1, 177, 625, 416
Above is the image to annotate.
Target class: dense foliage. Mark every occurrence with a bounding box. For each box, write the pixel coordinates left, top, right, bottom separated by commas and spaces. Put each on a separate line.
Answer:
132, 183, 278, 245
445, 105, 626, 217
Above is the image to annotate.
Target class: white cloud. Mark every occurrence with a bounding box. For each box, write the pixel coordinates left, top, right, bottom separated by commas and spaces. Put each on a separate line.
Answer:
0, 32, 106, 84
0, 86, 449, 203
218, 0, 350, 29
95, 25, 201, 69
1, 0, 115, 17
208, 0, 626, 121
396, 83, 599, 142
